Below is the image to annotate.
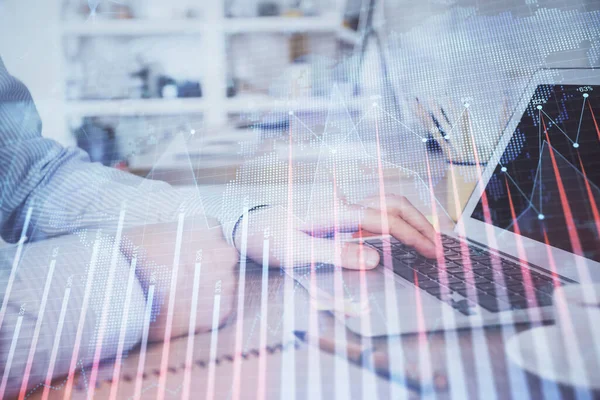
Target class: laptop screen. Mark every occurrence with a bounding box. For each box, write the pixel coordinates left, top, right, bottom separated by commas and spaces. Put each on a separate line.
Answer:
470, 83, 600, 263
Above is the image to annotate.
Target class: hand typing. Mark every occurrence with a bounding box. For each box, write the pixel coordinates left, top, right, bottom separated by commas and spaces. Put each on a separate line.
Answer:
236, 194, 437, 270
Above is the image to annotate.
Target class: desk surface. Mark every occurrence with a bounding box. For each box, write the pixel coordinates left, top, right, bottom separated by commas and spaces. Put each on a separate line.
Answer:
30, 159, 595, 399
234, 267, 586, 400
37, 265, 590, 400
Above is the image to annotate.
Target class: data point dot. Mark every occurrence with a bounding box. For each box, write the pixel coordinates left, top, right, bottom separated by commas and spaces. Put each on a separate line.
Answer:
501, 167, 507, 172
573, 143, 579, 148
422, 137, 428, 142
190, 129, 196, 135
464, 103, 470, 108
288, 110, 294, 115
443, 135, 449, 140
583, 93, 589, 98
538, 214, 545, 220
536, 105, 543, 110
372, 102, 378, 106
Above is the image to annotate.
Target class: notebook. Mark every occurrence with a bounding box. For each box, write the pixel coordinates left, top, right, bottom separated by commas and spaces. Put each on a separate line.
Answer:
24, 323, 401, 399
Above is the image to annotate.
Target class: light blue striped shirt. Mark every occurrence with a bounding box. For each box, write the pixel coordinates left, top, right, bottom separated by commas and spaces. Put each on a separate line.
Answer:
0, 55, 259, 398
0, 56, 242, 245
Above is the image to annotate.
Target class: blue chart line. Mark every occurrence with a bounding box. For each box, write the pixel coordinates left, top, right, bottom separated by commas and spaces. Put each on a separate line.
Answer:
540, 109, 574, 144
24, 359, 89, 400
575, 96, 588, 144
539, 109, 543, 214
500, 94, 595, 222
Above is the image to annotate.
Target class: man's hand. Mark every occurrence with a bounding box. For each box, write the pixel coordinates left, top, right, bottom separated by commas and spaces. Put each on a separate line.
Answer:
122, 216, 239, 342
237, 194, 437, 270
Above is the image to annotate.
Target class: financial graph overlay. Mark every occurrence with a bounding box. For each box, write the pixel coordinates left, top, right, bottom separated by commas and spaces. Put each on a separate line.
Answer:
3, 2, 600, 400
472, 84, 600, 262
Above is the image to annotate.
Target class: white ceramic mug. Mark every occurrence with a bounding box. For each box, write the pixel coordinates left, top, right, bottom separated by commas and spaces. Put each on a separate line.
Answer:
552, 283, 600, 386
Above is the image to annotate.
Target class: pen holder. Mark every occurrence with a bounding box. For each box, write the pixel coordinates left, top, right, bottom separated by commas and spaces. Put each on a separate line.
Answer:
413, 98, 510, 222
445, 162, 479, 222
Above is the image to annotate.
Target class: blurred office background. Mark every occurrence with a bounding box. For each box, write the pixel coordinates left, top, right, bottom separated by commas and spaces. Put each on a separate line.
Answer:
0, 0, 598, 179
0, 0, 368, 171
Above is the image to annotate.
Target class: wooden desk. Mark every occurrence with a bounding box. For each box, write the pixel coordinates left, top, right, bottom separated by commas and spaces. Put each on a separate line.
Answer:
28, 259, 592, 399
28, 160, 595, 399
231, 268, 586, 400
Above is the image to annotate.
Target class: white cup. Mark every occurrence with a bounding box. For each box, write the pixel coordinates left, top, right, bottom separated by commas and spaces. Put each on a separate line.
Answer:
552, 283, 600, 386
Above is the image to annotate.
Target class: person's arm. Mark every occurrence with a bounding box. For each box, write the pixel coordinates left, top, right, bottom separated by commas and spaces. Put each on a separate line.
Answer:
0, 57, 243, 243
0, 54, 437, 267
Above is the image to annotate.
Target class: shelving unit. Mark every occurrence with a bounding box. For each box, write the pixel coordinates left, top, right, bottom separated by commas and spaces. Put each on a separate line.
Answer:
224, 93, 369, 113
62, 19, 207, 36
65, 98, 207, 117
224, 15, 348, 34
61, 16, 361, 38
60, 0, 365, 162
65, 94, 369, 117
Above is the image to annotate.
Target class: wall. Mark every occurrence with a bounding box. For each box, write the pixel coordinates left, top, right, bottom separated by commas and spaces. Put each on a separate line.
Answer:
0, 0, 70, 145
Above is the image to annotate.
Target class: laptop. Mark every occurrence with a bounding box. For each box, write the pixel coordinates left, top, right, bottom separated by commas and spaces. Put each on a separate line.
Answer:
293, 68, 600, 336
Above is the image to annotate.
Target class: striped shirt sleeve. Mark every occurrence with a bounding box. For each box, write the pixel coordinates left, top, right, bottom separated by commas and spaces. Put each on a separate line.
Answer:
0, 56, 242, 244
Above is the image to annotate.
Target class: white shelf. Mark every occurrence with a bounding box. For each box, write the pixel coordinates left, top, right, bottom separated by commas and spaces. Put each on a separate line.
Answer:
224, 16, 341, 34
64, 95, 369, 117
62, 20, 206, 36
65, 98, 206, 116
225, 94, 370, 113
60, 1, 365, 137
337, 27, 361, 45
61, 17, 356, 37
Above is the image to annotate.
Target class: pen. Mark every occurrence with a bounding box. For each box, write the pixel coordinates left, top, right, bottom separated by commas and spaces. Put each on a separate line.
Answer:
293, 330, 448, 393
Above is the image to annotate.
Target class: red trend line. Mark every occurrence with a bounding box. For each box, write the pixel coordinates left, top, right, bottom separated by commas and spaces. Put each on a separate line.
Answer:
63, 238, 102, 400
373, 115, 418, 390
447, 159, 479, 306
465, 109, 502, 272
541, 228, 581, 376
423, 149, 446, 273
286, 119, 294, 270
504, 178, 537, 309
542, 229, 562, 287
576, 154, 600, 239
464, 108, 494, 227
504, 178, 522, 242
373, 115, 390, 237
156, 214, 185, 400
305, 225, 323, 396
355, 228, 374, 359
541, 226, 577, 339
541, 116, 584, 256
332, 162, 345, 313
419, 151, 437, 339
587, 101, 600, 142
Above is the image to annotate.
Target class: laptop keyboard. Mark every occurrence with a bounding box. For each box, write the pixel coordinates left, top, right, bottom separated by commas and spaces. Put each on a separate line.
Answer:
365, 234, 560, 315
